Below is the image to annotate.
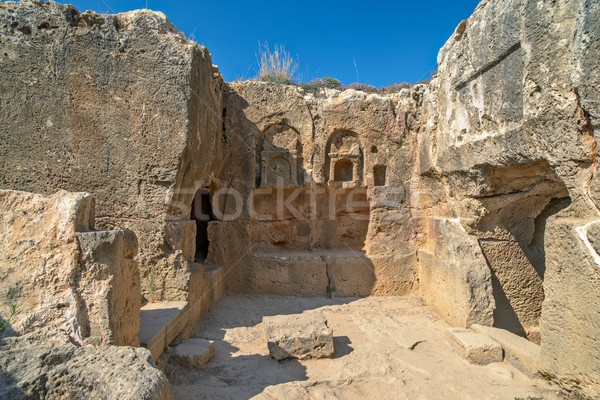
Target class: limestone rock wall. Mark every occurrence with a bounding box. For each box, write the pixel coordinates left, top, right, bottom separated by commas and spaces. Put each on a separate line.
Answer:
0, 0, 224, 303
417, 0, 600, 395
210, 82, 423, 297
1, 0, 599, 396
0, 189, 140, 346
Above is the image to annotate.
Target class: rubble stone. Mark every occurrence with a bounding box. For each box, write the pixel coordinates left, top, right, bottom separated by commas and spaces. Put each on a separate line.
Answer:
263, 311, 334, 360
170, 338, 216, 369
446, 327, 503, 365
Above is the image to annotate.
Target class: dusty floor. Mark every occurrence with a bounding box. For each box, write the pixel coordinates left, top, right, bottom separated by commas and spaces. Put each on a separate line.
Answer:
168, 295, 563, 400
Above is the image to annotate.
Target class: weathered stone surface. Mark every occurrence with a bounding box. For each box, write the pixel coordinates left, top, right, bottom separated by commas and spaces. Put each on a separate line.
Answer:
326, 253, 375, 297
0, 330, 170, 400
0, 0, 224, 303
418, 219, 494, 328
77, 229, 141, 346
416, 0, 600, 395
446, 327, 502, 365
215, 82, 421, 297
232, 253, 329, 296
538, 217, 600, 396
396, 327, 426, 350
263, 311, 334, 360
139, 301, 188, 361
0, 0, 599, 397
170, 338, 215, 369
165, 220, 197, 264
0, 189, 140, 346
472, 324, 540, 377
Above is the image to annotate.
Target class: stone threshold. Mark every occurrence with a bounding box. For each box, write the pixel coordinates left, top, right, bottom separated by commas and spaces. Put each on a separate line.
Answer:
138, 264, 225, 361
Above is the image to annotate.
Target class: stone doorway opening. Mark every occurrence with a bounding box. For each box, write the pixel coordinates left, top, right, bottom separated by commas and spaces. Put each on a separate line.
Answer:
191, 189, 214, 262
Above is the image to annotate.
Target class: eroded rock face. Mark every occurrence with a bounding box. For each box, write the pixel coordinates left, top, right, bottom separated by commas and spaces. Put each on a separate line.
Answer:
0, 330, 170, 400
211, 82, 423, 297
0, 189, 140, 346
418, 0, 600, 396
0, 0, 224, 304
0, 0, 599, 397
263, 311, 334, 360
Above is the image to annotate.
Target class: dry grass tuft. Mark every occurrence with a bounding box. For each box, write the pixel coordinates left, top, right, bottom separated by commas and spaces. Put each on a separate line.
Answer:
256, 41, 298, 84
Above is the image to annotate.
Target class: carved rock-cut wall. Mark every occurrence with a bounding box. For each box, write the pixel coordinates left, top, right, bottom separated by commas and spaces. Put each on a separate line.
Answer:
1, 0, 599, 397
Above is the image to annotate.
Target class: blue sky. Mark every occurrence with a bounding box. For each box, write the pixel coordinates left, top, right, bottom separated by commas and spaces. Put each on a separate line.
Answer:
64, 0, 481, 87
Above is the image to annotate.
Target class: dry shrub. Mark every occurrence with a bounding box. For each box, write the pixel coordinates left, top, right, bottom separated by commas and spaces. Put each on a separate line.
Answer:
256, 41, 298, 84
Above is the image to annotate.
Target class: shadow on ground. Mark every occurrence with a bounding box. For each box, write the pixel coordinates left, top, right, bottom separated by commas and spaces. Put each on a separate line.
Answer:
167, 295, 358, 400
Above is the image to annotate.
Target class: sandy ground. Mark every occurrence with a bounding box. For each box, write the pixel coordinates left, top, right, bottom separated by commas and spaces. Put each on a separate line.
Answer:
168, 295, 563, 400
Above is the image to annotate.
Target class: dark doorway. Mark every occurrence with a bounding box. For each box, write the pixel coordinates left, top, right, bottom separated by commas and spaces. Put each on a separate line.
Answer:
191, 189, 213, 262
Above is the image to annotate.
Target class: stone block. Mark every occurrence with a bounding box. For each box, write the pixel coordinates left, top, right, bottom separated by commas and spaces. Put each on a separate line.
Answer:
203, 264, 225, 310
76, 229, 140, 346
170, 338, 216, 369
243, 253, 328, 296
326, 253, 375, 297
263, 311, 334, 360
446, 327, 503, 365
138, 301, 188, 361
471, 324, 540, 376
0, 189, 141, 346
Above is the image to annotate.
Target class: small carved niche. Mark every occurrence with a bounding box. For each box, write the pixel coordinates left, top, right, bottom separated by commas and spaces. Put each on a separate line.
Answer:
334, 159, 354, 182
326, 131, 363, 186
255, 124, 303, 188
373, 165, 387, 186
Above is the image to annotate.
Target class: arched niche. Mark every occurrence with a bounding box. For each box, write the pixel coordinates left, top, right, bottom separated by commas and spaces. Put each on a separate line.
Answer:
255, 124, 303, 188
325, 131, 364, 186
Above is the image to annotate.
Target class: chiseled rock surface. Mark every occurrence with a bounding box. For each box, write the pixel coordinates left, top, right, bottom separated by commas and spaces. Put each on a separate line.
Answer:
472, 324, 540, 377
76, 229, 141, 346
417, 219, 494, 328
170, 338, 215, 369
0, 189, 140, 346
0, 0, 225, 303
216, 81, 421, 298
263, 311, 334, 360
446, 327, 502, 365
0, 330, 171, 400
417, 0, 600, 396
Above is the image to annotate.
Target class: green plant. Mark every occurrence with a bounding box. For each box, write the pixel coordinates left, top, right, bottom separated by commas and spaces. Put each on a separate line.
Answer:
0, 302, 18, 333
256, 41, 298, 84
320, 77, 343, 89
298, 77, 345, 95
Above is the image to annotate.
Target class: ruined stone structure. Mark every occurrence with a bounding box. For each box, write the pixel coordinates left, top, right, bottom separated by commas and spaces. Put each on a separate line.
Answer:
213, 82, 418, 298
0, 0, 598, 398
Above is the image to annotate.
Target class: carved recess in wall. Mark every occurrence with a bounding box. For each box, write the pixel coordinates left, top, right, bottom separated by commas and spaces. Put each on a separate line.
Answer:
255, 124, 303, 188
326, 131, 364, 187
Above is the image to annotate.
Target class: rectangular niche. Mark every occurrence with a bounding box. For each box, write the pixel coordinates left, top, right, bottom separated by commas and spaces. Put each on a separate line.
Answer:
334, 159, 354, 182
374, 165, 387, 186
